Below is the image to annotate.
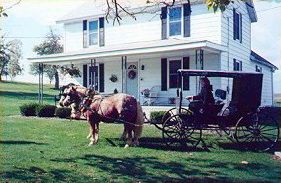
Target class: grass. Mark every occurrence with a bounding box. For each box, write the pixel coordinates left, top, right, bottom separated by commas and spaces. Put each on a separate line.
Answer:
1, 81, 281, 182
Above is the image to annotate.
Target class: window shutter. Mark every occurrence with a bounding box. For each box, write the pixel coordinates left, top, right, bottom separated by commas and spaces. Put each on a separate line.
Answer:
233, 59, 236, 71
236, 13, 240, 40
83, 20, 88, 48
83, 64, 88, 87
239, 13, 242, 43
233, 9, 236, 40
99, 17, 105, 46
183, 57, 190, 90
240, 61, 243, 71
183, 3, 191, 37
161, 58, 167, 91
99, 63, 104, 92
161, 7, 167, 40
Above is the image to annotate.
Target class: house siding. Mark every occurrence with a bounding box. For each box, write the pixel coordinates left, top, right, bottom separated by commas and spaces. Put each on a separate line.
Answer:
63, 3, 222, 52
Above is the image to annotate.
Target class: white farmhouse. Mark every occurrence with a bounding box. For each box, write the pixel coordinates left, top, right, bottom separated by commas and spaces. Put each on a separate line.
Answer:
29, 0, 277, 106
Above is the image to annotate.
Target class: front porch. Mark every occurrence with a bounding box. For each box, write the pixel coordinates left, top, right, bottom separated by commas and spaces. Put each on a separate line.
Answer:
28, 40, 227, 106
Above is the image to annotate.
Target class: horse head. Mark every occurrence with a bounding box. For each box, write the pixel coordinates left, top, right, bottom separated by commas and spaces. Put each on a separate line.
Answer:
62, 86, 82, 107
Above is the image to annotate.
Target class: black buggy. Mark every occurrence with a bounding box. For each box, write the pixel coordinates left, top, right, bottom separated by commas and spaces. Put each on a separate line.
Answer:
160, 69, 279, 151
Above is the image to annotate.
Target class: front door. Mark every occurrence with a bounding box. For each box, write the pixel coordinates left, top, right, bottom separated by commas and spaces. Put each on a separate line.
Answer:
126, 62, 138, 98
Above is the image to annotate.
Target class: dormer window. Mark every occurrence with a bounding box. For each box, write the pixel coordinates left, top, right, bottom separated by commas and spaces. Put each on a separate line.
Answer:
89, 20, 98, 46
169, 7, 182, 36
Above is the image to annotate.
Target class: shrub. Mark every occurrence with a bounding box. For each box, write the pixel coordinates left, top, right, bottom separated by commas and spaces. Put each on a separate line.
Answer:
36, 105, 57, 117
19, 103, 40, 116
55, 107, 72, 118
150, 111, 166, 123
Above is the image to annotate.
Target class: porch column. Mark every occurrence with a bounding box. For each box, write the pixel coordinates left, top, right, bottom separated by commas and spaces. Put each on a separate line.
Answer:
89, 59, 97, 91
195, 49, 204, 93
121, 56, 127, 93
38, 63, 44, 104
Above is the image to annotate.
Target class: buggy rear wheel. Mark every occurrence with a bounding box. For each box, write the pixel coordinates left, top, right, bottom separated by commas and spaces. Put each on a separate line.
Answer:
235, 112, 280, 151
162, 113, 202, 149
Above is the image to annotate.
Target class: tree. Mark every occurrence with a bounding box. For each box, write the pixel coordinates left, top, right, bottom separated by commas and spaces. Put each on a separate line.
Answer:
104, 0, 239, 24
0, 38, 23, 81
31, 29, 63, 89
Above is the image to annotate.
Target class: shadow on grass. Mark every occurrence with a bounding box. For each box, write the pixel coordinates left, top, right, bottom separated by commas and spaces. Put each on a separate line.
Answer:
0, 140, 47, 145
1, 166, 93, 182
48, 154, 280, 182
218, 141, 281, 153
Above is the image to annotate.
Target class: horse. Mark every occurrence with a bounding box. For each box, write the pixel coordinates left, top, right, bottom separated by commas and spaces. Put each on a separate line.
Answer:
61, 85, 133, 142
80, 94, 144, 146
58, 85, 96, 119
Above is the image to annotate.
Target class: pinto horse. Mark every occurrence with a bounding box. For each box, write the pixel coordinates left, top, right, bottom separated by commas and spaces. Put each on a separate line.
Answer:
80, 94, 144, 146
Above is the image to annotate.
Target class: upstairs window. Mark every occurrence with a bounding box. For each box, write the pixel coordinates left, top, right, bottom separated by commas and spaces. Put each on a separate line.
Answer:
169, 59, 181, 88
233, 9, 242, 42
256, 65, 262, 73
89, 20, 98, 46
233, 59, 242, 71
169, 7, 182, 36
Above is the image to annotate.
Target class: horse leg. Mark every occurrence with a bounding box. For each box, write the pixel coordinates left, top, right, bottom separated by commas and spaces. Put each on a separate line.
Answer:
125, 125, 133, 147
87, 127, 93, 139
95, 123, 99, 142
120, 124, 127, 140
88, 121, 98, 146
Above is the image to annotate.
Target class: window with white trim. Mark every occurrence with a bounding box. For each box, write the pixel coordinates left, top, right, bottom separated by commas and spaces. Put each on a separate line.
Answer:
89, 20, 98, 46
169, 59, 181, 88
233, 59, 242, 71
169, 7, 182, 36
256, 65, 262, 73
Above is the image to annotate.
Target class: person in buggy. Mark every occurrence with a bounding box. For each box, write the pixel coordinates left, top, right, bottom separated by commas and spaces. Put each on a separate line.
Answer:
186, 77, 215, 114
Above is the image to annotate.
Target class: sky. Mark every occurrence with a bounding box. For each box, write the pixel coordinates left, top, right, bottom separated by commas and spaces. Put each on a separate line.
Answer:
2, 0, 281, 93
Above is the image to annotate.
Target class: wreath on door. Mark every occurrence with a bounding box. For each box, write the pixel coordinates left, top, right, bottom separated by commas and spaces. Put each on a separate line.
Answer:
128, 70, 136, 80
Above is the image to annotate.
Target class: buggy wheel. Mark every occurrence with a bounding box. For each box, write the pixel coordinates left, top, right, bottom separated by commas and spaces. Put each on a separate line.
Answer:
157, 107, 190, 130
162, 114, 202, 148
235, 113, 280, 151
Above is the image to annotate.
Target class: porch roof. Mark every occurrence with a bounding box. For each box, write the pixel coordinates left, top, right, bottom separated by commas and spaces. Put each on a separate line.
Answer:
28, 40, 227, 64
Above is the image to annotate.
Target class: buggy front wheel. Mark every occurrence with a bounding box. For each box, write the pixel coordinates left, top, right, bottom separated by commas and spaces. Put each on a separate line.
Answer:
162, 114, 202, 148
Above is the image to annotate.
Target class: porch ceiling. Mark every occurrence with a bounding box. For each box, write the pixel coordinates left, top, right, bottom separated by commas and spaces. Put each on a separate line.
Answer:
28, 40, 227, 65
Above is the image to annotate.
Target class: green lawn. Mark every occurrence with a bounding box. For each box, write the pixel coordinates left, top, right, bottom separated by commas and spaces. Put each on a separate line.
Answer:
1, 81, 281, 182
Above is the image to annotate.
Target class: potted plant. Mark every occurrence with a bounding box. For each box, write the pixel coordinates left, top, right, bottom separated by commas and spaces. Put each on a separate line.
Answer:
109, 74, 118, 83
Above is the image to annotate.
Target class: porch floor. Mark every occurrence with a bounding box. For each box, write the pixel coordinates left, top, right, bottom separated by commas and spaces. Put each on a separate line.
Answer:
142, 105, 188, 119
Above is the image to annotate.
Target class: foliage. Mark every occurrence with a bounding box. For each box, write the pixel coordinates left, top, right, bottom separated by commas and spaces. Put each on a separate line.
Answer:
60, 64, 81, 78
36, 104, 57, 117
55, 107, 72, 118
19, 103, 40, 116
0, 38, 23, 80
150, 111, 166, 122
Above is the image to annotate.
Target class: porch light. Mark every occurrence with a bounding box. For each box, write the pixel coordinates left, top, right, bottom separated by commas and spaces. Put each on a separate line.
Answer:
141, 65, 145, 70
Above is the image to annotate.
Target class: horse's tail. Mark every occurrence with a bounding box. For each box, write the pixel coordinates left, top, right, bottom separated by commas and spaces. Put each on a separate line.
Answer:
134, 102, 144, 139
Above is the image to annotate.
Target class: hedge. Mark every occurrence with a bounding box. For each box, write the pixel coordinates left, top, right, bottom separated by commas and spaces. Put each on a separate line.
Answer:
19, 103, 40, 116
150, 111, 166, 123
36, 105, 57, 117
55, 107, 72, 118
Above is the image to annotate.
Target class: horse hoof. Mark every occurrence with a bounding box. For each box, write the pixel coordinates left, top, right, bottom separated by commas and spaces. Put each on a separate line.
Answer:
87, 134, 92, 139
124, 144, 129, 148
88, 141, 96, 146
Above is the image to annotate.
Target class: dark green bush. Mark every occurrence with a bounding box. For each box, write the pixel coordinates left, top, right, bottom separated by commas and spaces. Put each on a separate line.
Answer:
19, 103, 40, 116
150, 111, 166, 122
36, 105, 57, 117
55, 107, 72, 118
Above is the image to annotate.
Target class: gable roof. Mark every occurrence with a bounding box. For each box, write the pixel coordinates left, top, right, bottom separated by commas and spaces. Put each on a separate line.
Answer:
250, 51, 278, 71
245, 0, 258, 23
